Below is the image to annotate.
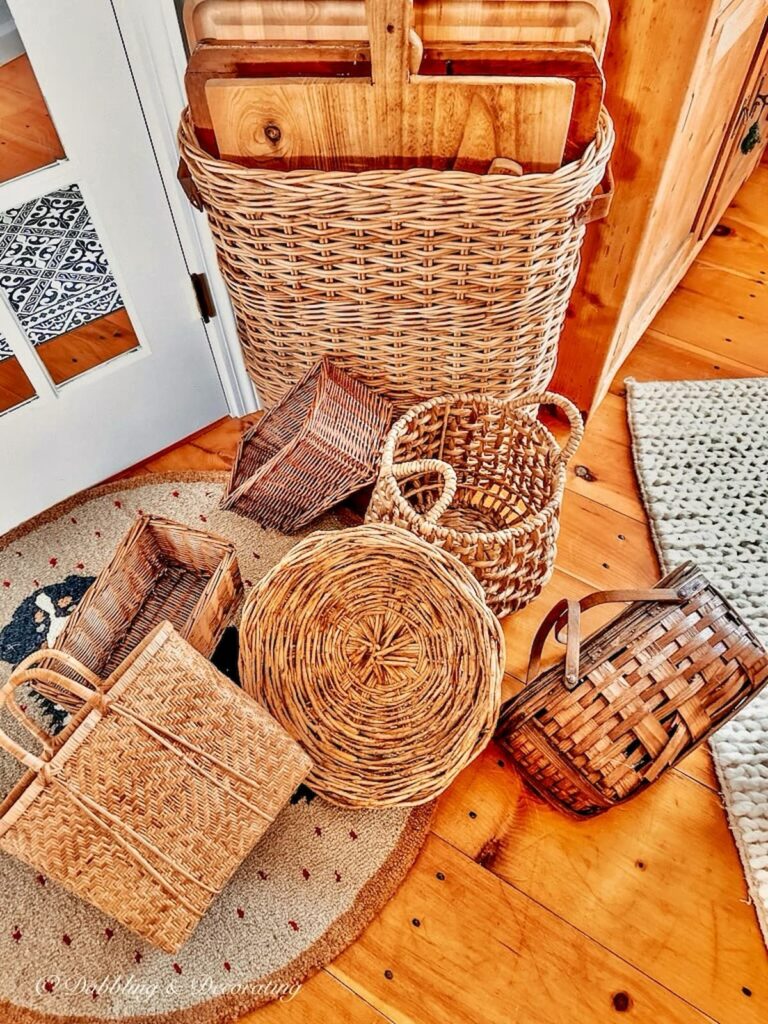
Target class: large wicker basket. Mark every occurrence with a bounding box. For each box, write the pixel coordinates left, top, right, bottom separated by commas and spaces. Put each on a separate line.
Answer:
495, 564, 768, 818
0, 622, 311, 951
178, 108, 614, 410
31, 514, 242, 712
221, 357, 392, 531
239, 524, 504, 807
366, 390, 583, 616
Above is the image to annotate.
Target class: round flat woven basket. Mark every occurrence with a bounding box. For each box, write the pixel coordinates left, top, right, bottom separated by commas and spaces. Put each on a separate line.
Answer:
366, 390, 583, 617
238, 524, 504, 807
179, 108, 614, 410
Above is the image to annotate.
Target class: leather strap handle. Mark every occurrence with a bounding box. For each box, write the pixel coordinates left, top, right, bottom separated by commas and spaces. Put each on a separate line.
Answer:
178, 157, 203, 211
575, 162, 615, 225
527, 587, 682, 689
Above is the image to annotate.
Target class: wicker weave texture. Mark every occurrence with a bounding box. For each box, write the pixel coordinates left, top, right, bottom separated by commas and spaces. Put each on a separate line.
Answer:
366, 390, 583, 616
33, 514, 242, 711
178, 108, 614, 410
222, 357, 392, 531
0, 622, 311, 951
495, 564, 768, 818
239, 524, 504, 807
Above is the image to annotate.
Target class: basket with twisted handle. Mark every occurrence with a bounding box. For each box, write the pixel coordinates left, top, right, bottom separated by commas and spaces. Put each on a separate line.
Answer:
367, 390, 583, 616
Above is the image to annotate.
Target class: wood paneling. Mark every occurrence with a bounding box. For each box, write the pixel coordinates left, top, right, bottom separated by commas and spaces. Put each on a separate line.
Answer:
552, 0, 768, 415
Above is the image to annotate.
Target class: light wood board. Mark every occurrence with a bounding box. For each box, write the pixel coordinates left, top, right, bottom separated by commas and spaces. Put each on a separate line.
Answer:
183, 0, 611, 57
206, 74, 574, 169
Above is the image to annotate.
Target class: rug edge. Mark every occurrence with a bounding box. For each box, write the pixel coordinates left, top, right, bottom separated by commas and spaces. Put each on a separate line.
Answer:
0, 804, 436, 1024
0, 472, 229, 551
625, 375, 768, 950
624, 378, 672, 577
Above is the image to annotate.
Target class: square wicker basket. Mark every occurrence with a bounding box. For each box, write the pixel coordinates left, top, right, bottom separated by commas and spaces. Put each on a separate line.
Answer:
0, 622, 311, 951
221, 358, 392, 532
32, 514, 242, 711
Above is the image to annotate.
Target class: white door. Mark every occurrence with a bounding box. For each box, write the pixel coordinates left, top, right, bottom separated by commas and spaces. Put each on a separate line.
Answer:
0, 0, 229, 533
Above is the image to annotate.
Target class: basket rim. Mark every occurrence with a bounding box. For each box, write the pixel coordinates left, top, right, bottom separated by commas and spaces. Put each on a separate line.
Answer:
179, 106, 614, 190
238, 523, 505, 807
377, 392, 571, 543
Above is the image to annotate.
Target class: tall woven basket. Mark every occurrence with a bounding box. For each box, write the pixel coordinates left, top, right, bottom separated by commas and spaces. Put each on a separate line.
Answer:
178, 108, 614, 410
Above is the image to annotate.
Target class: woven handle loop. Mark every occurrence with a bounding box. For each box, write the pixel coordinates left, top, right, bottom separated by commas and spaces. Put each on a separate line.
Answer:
527, 587, 683, 689
392, 458, 458, 523
0, 649, 105, 767
506, 390, 585, 465
575, 162, 615, 225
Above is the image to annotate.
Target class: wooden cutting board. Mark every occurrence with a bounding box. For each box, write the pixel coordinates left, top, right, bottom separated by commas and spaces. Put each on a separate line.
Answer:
200, 2, 604, 172
205, 74, 575, 170
415, 0, 610, 56
183, 0, 611, 59
186, 38, 372, 155
183, 0, 369, 45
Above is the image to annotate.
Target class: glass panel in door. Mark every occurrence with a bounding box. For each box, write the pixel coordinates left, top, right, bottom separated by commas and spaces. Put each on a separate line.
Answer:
0, 182, 141, 386
0, 22, 65, 184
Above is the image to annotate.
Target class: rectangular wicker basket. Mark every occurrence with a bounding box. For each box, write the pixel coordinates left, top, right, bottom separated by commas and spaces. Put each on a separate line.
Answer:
33, 514, 242, 711
222, 357, 393, 531
0, 622, 311, 951
496, 563, 768, 818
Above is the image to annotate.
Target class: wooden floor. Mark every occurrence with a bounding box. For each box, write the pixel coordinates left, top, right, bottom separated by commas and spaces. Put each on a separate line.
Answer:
121, 167, 768, 1022
3, 39, 765, 1021
0, 51, 64, 184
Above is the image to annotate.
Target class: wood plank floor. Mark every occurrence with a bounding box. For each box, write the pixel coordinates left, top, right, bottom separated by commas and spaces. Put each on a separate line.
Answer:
3, 42, 764, 1021
0, 53, 64, 184
121, 164, 768, 1023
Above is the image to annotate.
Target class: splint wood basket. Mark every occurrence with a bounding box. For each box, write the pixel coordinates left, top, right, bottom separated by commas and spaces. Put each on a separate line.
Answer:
496, 564, 768, 817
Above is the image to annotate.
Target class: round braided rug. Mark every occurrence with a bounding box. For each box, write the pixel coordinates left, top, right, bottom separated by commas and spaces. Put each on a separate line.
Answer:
0, 472, 434, 1023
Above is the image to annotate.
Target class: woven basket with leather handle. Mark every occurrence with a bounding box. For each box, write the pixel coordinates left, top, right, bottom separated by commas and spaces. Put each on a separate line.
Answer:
178, 107, 613, 411
0, 622, 311, 951
239, 524, 504, 808
495, 563, 768, 818
31, 514, 242, 712
366, 390, 583, 616
221, 357, 392, 531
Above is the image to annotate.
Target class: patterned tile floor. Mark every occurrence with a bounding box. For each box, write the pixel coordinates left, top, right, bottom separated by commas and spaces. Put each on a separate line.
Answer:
0, 183, 123, 358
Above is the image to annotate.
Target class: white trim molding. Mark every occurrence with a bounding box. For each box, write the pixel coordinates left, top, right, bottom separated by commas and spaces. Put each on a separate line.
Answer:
110, 0, 258, 417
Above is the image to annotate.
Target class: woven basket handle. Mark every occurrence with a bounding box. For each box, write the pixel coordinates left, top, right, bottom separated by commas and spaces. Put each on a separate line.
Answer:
506, 391, 585, 466
0, 649, 105, 767
392, 458, 458, 523
527, 587, 682, 689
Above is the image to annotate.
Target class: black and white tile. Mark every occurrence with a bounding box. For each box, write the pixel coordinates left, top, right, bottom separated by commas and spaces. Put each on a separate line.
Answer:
0, 183, 123, 360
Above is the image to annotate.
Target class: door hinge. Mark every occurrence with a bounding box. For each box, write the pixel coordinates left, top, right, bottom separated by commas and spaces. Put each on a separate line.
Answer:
191, 272, 216, 323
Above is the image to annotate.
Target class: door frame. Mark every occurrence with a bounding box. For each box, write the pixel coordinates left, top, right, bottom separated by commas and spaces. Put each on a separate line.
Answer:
111, 0, 258, 418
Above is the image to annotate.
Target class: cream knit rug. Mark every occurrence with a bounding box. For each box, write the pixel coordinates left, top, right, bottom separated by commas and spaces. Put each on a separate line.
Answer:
627, 376, 768, 947
0, 473, 434, 1023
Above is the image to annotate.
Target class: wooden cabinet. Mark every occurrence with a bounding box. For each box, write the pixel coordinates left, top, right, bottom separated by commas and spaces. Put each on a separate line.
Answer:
697, 18, 768, 237
553, 0, 768, 414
